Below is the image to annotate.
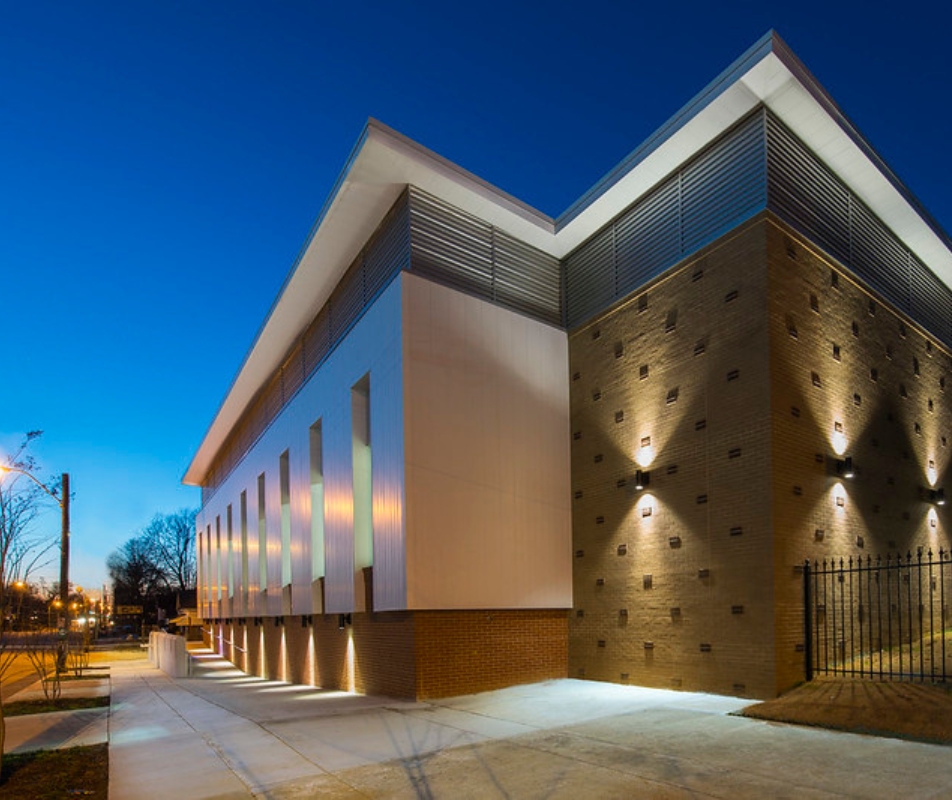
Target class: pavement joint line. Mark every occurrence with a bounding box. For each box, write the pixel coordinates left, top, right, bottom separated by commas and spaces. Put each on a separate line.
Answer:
131, 666, 371, 798
125, 670, 256, 796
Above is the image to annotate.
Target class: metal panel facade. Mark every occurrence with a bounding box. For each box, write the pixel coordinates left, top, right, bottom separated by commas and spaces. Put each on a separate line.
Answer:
197, 277, 406, 617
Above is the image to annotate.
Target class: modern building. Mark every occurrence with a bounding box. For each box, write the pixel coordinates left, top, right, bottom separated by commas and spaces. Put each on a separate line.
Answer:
184, 31, 952, 700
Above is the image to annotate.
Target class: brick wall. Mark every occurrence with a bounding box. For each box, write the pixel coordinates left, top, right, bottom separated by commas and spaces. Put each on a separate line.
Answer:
766, 217, 952, 693
568, 216, 776, 698
414, 609, 568, 699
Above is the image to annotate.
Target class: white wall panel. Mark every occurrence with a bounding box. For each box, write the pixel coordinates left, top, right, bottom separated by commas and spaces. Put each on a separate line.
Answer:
402, 273, 573, 609
197, 276, 406, 617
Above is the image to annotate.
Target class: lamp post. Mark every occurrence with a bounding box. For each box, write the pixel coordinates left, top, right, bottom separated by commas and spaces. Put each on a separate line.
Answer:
0, 466, 70, 671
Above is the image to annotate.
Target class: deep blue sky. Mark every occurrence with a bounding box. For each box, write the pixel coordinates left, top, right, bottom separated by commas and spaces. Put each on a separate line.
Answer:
1, 1, 949, 593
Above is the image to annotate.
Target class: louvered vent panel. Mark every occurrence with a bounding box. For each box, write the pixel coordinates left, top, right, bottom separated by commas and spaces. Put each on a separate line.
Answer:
565, 226, 615, 328
681, 112, 767, 253
493, 229, 562, 325
280, 341, 305, 403
364, 191, 411, 301
614, 176, 680, 298
409, 190, 494, 299
851, 199, 911, 313
910, 254, 952, 344
302, 305, 331, 376
766, 114, 851, 264
330, 260, 365, 340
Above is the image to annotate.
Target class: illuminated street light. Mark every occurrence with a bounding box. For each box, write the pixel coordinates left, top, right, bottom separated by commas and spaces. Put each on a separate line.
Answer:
0, 465, 70, 672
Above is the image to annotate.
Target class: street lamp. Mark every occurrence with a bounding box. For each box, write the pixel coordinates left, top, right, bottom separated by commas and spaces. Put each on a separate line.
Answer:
0, 465, 70, 671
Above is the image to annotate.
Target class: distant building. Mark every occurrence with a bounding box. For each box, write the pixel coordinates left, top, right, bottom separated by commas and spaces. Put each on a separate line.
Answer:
185, 32, 952, 699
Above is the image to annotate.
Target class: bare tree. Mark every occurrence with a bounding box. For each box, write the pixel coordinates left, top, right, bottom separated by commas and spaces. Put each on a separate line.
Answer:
0, 432, 59, 769
142, 509, 197, 591
107, 535, 168, 605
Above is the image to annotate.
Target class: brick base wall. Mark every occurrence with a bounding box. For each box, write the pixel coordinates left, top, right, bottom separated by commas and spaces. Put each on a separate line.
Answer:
204, 608, 566, 700
414, 610, 568, 699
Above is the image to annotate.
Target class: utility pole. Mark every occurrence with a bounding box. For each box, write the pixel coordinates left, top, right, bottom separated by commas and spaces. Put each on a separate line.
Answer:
57, 472, 70, 673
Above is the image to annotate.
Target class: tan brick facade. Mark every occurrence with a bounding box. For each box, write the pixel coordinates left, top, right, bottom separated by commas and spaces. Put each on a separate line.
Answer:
568, 214, 952, 698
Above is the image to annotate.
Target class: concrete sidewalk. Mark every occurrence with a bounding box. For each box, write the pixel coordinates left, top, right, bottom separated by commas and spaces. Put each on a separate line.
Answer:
10, 649, 952, 797
104, 650, 952, 799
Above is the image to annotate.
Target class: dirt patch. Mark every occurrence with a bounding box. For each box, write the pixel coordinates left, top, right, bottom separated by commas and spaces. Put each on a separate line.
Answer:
0, 743, 108, 798
741, 676, 952, 745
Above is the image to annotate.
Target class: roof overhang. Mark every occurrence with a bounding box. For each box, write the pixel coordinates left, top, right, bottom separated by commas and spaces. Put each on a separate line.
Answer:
184, 30, 952, 488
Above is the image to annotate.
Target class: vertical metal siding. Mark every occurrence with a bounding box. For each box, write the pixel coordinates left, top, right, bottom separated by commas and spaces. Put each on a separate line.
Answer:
196, 277, 407, 618
202, 192, 411, 500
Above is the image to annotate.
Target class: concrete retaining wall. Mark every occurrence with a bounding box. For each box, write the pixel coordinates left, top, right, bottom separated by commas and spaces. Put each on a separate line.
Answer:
149, 632, 191, 678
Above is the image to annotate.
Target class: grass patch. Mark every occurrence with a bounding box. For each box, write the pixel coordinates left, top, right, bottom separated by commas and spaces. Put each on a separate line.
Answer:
4, 696, 110, 717
0, 743, 108, 798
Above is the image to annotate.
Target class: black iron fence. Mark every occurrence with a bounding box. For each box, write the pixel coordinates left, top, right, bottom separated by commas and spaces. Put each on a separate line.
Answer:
804, 551, 952, 682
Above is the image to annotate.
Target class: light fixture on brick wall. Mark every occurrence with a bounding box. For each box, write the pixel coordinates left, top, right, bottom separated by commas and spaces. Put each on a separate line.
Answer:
929, 488, 946, 506
338, 613, 352, 630
836, 456, 854, 479
634, 469, 650, 490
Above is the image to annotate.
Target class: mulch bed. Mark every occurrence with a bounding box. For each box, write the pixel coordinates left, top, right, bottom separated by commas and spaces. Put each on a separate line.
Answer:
740, 676, 952, 745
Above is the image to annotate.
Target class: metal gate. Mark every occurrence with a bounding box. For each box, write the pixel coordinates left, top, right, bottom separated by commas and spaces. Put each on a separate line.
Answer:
804, 551, 952, 682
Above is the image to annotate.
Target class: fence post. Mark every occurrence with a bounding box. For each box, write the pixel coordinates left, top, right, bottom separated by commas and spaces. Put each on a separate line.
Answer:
804, 559, 813, 682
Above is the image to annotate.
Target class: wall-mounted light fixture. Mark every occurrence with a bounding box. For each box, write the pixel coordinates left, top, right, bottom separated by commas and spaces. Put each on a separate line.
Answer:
337, 613, 352, 630
634, 469, 650, 490
929, 488, 946, 506
836, 456, 855, 479
301, 614, 313, 628
274, 616, 284, 627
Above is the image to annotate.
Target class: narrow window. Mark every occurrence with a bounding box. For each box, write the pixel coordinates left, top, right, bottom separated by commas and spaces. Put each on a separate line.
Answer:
352, 374, 373, 571
830, 270, 840, 289
197, 528, 205, 607
810, 293, 819, 313
310, 421, 325, 581
279, 450, 291, 587
832, 344, 841, 361
239, 490, 249, 609
215, 516, 222, 603
257, 473, 267, 592
639, 364, 649, 380
226, 504, 234, 599
914, 358, 920, 377
205, 525, 212, 606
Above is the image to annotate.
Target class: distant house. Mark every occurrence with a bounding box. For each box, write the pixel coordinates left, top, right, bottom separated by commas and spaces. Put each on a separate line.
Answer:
185, 32, 952, 699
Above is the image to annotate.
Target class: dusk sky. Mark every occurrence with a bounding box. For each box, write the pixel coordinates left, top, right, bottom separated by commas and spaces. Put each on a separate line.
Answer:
2, 1, 949, 593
